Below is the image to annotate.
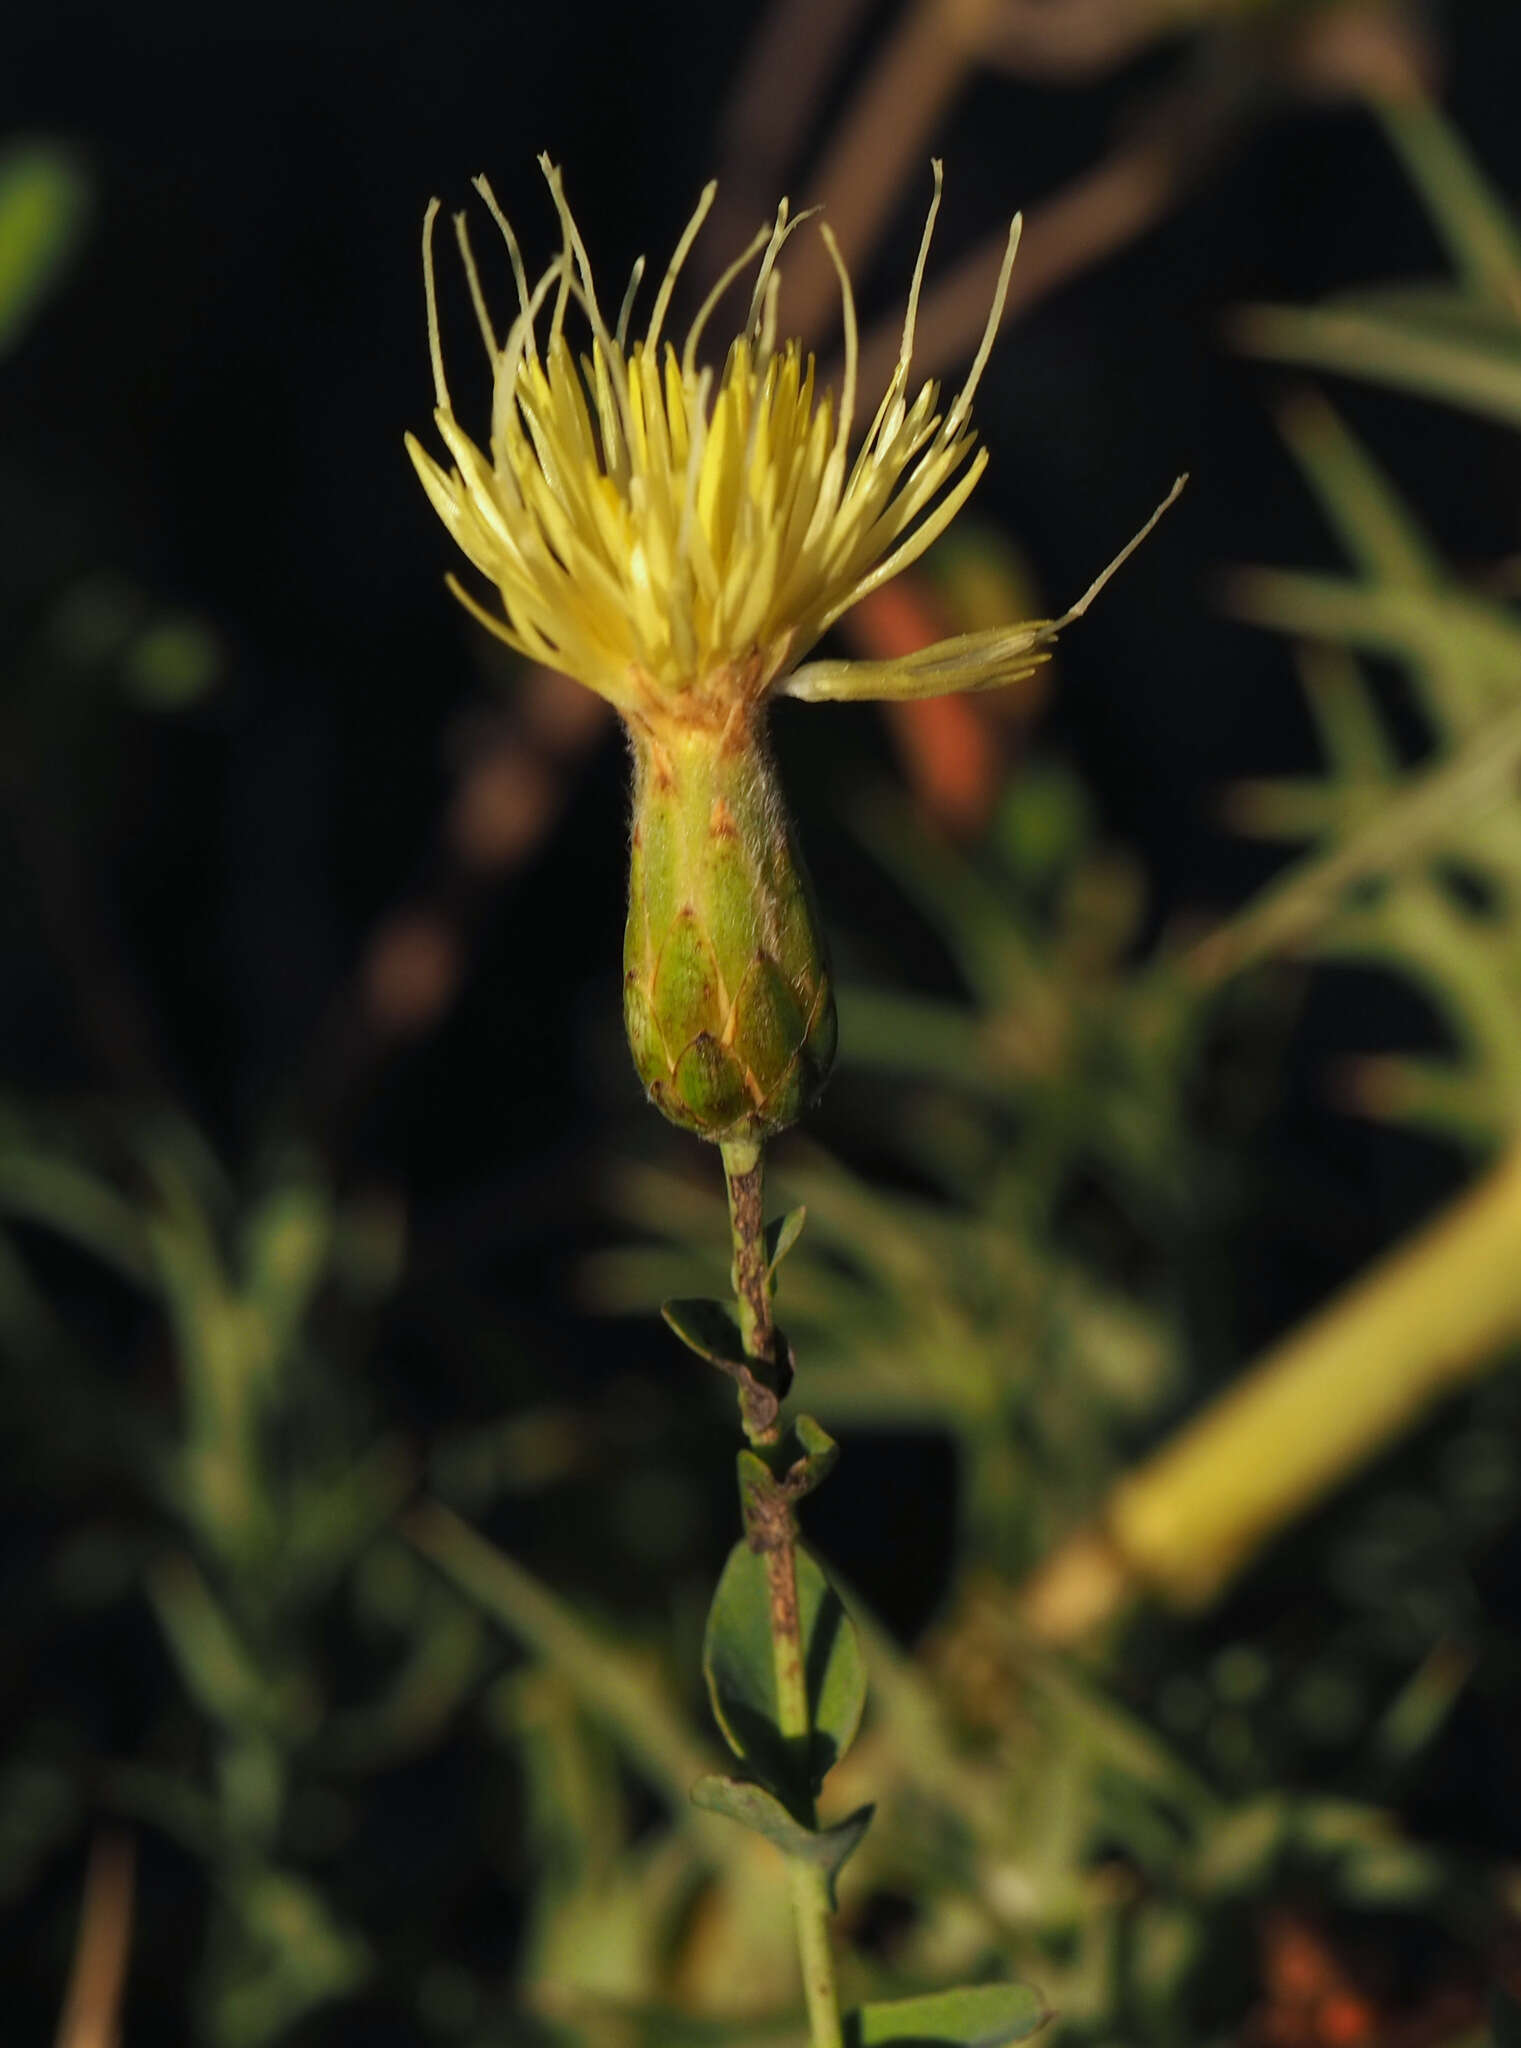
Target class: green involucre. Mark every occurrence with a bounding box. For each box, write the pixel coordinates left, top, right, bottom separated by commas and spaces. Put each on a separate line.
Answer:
623, 717, 836, 1142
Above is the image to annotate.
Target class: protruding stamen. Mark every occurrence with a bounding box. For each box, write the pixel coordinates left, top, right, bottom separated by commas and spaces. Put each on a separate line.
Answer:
422, 198, 450, 412
473, 175, 536, 353
683, 223, 773, 381
898, 160, 943, 389
816, 222, 858, 498
539, 159, 575, 351
539, 157, 615, 349
616, 254, 646, 350
647, 179, 717, 357
946, 212, 1021, 438
453, 211, 498, 360
743, 200, 816, 340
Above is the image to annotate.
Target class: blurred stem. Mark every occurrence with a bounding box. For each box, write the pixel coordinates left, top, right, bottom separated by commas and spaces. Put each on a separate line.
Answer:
1020, 1132, 1521, 1640
54, 1831, 135, 2048
405, 1497, 715, 1804
719, 1137, 843, 2048
789, 1861, 845, 2048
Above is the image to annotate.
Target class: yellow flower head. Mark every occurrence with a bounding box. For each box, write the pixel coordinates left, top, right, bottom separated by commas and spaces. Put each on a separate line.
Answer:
407, 158, 1023, 718
409, 159, 1182, 733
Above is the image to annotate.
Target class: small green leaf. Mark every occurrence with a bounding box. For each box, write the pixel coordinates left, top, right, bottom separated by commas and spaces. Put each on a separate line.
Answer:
765, 1205, 807, 1277
663, 1296, 746, 1367
738, 1418, 840, 1528
703, 1541, 865, 1798
691, 1775, 872, 1907
787, 1414, 839, 1491
662, 1297, 789, 1437
845, 1982, 1051, 2048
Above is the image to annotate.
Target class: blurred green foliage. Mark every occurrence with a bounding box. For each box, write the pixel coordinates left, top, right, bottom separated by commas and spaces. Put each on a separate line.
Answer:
0, 143, 87, 361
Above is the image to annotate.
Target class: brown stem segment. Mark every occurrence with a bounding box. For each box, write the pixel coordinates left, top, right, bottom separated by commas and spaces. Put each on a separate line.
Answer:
718, 1137, 844, 2048
724, 1137, 778, 1382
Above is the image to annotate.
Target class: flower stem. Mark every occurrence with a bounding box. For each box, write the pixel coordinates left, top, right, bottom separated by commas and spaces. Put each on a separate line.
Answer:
722, 1137, 778, 1399
719, 1137, 845, 2048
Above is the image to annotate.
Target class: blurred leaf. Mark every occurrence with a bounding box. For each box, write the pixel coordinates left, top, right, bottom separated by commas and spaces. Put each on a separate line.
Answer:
1223, 565, 1521, 682
405, 1499, 717, 1806
1188, 690, 1521, 985
146, 1552, 293, 1737
209, 1866, 369, 2048
1491, 1985, 1521, 2048
1234, 286, 1521, 429
121, 616, 221, 709
0, 1146, 155, 1289
0, 1760, 78, 1905
1374, 99, 1521, 313
0, 143, 88, 357
1273, 389, 1443, 591
240, 1175, 333, 1361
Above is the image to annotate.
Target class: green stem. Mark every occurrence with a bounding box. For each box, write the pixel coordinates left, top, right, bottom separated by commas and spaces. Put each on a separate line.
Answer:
789, 1860, 846, 2048
719, 1137, 845, 2048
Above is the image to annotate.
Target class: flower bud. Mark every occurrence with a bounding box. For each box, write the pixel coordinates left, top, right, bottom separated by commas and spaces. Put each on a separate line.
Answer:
623, 712, 836, 1143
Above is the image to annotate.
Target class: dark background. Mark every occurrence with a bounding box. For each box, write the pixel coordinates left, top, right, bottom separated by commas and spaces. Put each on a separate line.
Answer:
7, 1, 1521, 2037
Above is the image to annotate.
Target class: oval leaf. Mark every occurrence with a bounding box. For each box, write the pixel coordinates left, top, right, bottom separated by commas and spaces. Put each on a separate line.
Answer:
847, 1982, 1051, 2048
703, 1541, 865, 1798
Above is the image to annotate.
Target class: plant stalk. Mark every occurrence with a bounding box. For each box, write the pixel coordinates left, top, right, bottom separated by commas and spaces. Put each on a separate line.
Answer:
720, 1137, 845, 2048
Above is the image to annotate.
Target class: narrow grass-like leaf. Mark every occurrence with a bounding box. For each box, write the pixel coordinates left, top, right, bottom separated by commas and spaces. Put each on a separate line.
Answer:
1233, 290, 1521, 430
1374, 99, 1521, 311
1273, 390, 1442, 588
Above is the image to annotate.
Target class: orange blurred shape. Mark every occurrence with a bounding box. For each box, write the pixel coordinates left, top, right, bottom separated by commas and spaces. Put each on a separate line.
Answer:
1318, 1993, 1378, 2048
449, 745, 558, 871
55, 1832, 134, 2048
362, 915, 461, 1036
1255, 1913, 1379, 2048
884, 693, 1006, 837
842, 575, 1021, 836
519, 662, 614, 758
